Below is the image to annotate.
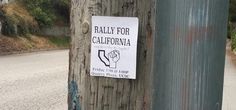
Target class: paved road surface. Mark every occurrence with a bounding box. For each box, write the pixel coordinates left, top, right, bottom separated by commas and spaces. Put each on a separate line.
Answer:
222, 49, 236, 110
0, 50, 69, 110
0, 49, 235, 110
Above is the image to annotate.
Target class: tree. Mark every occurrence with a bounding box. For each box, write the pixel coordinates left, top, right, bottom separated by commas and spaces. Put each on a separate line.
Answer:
230, 0, 236, 21
68, 0, 155, 110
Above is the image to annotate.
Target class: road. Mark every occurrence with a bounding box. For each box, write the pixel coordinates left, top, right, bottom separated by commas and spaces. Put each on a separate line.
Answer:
0, 50, 69, 110
0, 49, 235, 110
222, 48, 236, 110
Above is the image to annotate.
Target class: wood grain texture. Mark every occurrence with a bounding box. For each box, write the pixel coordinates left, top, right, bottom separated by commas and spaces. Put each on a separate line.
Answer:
68, 0, 156, 110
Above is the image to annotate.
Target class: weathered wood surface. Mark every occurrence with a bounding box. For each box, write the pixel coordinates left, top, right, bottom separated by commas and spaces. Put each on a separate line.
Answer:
68, 0, 156, 110
0, 21, 2, 35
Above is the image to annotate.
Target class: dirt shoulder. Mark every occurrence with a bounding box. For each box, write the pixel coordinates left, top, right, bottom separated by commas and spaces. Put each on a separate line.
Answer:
0, 35, 69, 55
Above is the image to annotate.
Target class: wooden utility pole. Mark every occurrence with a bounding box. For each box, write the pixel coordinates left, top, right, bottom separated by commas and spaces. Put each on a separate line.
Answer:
68, 0, 156, 110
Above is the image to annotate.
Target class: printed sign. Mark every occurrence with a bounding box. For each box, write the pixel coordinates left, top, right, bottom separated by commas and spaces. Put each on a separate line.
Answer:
90, 16, 139, 79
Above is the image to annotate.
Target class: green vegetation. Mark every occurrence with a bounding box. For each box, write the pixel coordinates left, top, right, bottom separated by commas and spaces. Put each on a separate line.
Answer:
20, 0, 69, 27
229, 0, 236, 51
1, 15, 18, 36
0, 2, 38, 37
0, 0, 69, 37
232, 29, 236, 52
48, 36, 70, 47
230, 0, 236, 22
0, 0, 70, 52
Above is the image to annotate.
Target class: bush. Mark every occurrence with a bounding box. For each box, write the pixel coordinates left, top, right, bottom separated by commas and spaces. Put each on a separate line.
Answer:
48, 36, 70, 47
232, 29, 236, 51
20, 0, 69, 27
1, 13, 36, 37
53, 0, 70, 23
20, 0, 55, 27
30, 7, 55, 27
230, 0, 236, 22
2, 16, 18, 36
0, 2, 41, 37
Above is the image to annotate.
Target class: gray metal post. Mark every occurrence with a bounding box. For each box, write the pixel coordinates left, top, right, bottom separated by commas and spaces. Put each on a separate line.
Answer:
153, 0, 229, 110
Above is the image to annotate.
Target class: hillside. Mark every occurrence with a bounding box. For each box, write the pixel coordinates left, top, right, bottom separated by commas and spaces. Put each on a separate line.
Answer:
0, 35, 55, 54
0, 1, 70, 55
0, 2, 38, 36
2, 2, 37, 26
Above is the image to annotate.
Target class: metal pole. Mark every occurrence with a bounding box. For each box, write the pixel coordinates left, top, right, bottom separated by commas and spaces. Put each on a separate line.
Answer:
153, 0, 229, 110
